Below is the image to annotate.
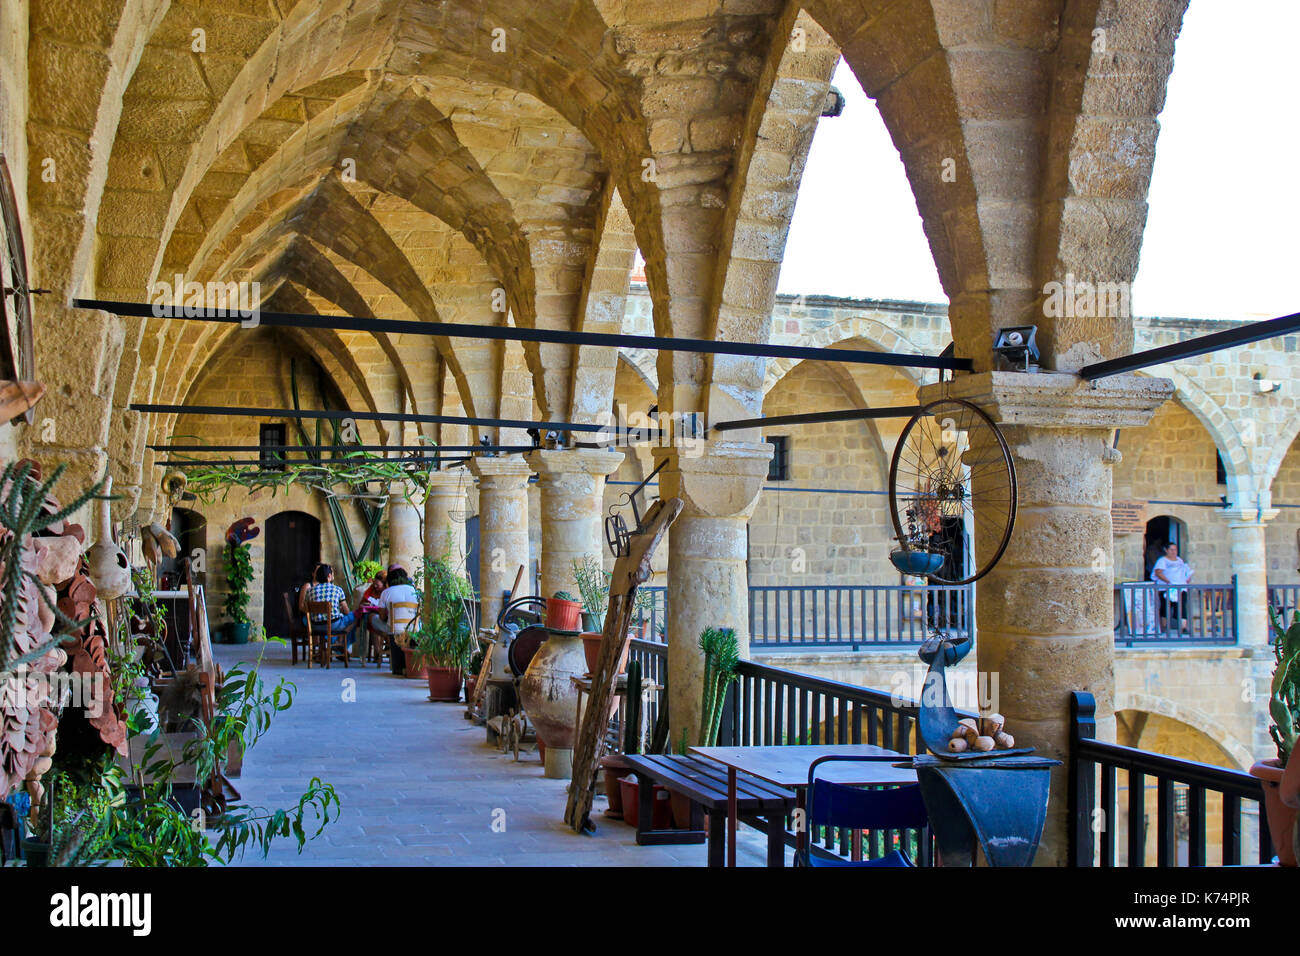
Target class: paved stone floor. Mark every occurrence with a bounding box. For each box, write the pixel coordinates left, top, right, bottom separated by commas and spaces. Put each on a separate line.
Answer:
215, 642, 779, 866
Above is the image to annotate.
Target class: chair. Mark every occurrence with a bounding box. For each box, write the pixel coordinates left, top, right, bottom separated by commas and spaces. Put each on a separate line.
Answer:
282, 592, 310, 665
305, 600, 349, 669
799, 755, 930, 867
385, 601, 420, 670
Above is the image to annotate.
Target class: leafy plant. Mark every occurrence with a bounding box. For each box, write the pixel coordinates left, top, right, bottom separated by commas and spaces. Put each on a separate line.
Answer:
698, 626, 740, 747
410, 556, 474, 668
1267, 608, 1300, 764
353, 559, 383, 585
572, 556, 611, 619
222, 540, 254, 624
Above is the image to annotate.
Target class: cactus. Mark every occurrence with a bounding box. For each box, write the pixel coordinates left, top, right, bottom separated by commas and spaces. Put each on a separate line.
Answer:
623, 661, 642, 754
551, 590, 577, 603
1267, 607, 1300, 764
698, 626, 740, 747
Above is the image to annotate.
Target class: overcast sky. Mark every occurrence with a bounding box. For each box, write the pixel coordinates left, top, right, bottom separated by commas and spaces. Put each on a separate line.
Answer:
777, 1, 1300, 322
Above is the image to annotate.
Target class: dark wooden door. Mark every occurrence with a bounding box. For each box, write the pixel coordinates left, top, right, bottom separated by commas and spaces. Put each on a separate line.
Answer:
264, 511, 320, 640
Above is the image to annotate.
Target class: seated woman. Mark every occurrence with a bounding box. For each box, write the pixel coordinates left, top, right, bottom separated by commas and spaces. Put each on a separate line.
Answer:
304, 563, 358, 649
353, 569, 387, 659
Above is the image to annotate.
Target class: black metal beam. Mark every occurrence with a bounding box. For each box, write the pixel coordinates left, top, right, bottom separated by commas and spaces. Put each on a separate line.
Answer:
158, 458, 446, 468
76, 297, 973, 372
130, 402, 606, 434
149, 443, 532, 454
711, 404, 923, 433
1079, 310, 1300, 381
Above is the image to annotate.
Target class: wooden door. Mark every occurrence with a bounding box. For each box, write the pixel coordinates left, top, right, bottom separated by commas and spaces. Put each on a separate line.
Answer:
264, 511, 320, 639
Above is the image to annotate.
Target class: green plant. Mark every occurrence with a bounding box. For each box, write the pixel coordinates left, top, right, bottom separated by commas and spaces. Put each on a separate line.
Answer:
410, 556, 474, 668
552, 590, 577, 603
1267, 608, 1300, 764
222, 540, 254, 624
572, 556, 611, 619
353, 559, 383, 585
698, 626, 740, 747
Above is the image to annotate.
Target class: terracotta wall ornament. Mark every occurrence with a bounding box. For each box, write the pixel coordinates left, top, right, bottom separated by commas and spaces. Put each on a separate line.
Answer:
84, 474, 132, 601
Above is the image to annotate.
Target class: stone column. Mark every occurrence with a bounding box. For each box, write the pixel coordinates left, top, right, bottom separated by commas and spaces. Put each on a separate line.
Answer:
1225, 505, 1280, 760
652, 440, 772, 749
524, 448, 624, 601
468, 457, 532, 628
424, 470, 470, 574
387, 484, 424, 578
924, 372, 1172, 866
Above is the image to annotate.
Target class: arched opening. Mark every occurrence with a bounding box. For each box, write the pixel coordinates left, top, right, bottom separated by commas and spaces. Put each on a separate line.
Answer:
264, 511, 321, 641
158, 506, 206, 591
1144, 515, 1189, 580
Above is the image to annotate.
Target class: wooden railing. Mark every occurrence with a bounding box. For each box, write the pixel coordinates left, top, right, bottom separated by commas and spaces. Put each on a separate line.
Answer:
1069, 692, 1271, 866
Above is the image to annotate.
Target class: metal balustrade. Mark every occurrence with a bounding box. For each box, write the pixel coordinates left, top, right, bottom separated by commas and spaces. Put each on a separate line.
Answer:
1114, 579, 1237, 645
1070, 692, 1271, 867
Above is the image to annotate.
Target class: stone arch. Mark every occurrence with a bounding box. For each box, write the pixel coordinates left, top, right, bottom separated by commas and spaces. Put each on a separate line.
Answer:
1114, 692, 1253, 771
1135, 367, 1254, 497
762, 315, 930, 395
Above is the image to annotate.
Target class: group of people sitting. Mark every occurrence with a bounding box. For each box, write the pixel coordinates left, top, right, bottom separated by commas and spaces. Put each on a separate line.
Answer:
296, 562, 421, 660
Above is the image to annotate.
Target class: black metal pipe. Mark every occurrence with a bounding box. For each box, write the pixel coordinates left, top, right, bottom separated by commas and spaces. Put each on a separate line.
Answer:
149, 443, 533, 454
157, 458, 445, 468
1079, 310, 1300, 381
711, 404, 922, 433
75, 297, 973, 372
129, 402, 607, 434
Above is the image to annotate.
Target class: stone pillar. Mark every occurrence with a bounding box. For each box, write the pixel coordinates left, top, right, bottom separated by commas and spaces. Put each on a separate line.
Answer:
1225, 505, 1281, 760
524, 448, 624, 601
468, 457, 532, 628
924, 372, 1172, 866
652, 440, 772, 749
387, 484, 424, 577
424, 471, 469, 574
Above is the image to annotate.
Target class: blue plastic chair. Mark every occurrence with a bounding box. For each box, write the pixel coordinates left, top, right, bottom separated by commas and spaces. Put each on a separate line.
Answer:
799, 755, 929, 867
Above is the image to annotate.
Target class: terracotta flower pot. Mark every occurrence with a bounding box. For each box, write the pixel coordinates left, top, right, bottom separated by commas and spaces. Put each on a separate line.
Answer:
402, 647, 428, 680
581, 632, 630, 676
619, 777, 671, 831
546, 597, 582, 631
1249, 758, 1298, 866
426, 666, 463, 702
464, 676, 478, 702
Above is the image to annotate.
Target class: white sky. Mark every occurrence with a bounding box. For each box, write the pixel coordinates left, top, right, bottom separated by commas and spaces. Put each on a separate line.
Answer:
777, 2, 1300, 322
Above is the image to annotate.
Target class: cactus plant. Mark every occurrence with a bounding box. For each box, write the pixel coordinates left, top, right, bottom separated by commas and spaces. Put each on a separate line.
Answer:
1267, 608, 1300, 764
698, 626, 740, 747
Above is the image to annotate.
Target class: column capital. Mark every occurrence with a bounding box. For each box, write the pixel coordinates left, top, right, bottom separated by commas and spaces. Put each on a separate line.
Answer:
423, 469, 469, 493
921, 371, 1174, 429
524, 447, 624, 480
468, 455, 532, 485
652, 439, 772, 519
1223, 507, 1280, 527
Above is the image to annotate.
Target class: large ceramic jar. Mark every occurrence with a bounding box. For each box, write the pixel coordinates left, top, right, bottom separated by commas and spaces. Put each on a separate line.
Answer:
518, 628, 587, 778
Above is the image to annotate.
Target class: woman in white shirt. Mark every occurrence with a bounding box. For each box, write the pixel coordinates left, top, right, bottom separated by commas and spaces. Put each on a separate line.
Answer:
1151, 543, 1193, 633
376, 566, 421, 673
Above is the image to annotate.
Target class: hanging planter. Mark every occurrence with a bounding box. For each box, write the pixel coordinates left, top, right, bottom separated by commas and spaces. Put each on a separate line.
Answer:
889, 549, 945, 576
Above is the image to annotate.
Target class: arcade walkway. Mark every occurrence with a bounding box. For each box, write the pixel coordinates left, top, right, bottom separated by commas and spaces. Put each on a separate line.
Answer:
215, 643, 775, 867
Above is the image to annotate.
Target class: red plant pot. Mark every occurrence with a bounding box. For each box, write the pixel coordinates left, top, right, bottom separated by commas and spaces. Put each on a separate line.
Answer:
581, 632, 631, 676
546, 597, 582, 631
1250, 758, 1298, 866
601, 756, 632, 819
619, 777, 672, 830
426, 666, 463, 702
402, 647, 428, 680
464, 676, 478, 703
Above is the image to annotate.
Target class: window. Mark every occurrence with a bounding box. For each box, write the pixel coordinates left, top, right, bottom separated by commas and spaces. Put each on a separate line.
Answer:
260, 423, 287, 471
766, 435, 790, 481
1215, 452, 1226, 485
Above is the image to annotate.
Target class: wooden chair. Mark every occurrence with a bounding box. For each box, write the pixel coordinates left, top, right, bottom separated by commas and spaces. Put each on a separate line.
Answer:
305, 600, 349, 669
387, 601, 420, 671
282, 592, 310, 665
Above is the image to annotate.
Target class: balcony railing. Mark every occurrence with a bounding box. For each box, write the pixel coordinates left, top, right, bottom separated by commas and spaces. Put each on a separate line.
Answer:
1113, 580, 1237, 645
627, 644, 1273, 867
1069, 692, 1270, 866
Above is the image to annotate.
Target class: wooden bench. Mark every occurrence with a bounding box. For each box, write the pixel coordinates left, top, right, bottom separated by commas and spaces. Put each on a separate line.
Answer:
620, 754, 796, 867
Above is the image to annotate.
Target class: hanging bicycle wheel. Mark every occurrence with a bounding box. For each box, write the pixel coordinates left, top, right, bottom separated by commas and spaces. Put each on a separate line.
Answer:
888, 397, 1016, 585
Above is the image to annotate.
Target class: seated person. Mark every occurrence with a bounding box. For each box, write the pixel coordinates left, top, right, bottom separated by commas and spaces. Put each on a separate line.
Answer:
305, 563, 358, 648
375, 565, 421, 645
353, 569, 387, 659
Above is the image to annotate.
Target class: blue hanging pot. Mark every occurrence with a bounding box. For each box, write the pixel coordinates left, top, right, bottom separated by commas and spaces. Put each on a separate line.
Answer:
890, 549, 944, 576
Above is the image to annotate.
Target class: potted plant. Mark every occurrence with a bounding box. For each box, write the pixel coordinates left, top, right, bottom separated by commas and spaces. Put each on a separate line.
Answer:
465, 648, 484, 704
1250, 608, 1300, 865
890, 481, 946, 576
546, 589, 582, 632
572, 556, 610, 634
410, 557, 474, 701
222, 538, 255, 643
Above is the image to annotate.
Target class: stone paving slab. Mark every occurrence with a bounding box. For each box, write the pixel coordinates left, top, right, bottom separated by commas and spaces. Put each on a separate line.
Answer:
216, 643, 783, 866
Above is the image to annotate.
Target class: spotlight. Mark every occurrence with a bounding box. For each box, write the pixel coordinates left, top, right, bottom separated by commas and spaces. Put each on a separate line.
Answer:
993, 326, 1039, 372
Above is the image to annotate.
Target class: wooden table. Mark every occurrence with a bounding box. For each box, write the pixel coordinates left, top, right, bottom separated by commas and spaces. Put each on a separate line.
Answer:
690, 744, 916, 866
